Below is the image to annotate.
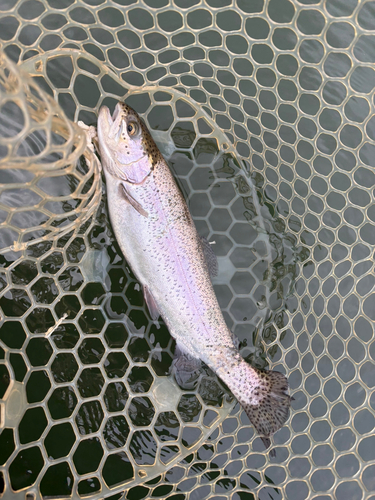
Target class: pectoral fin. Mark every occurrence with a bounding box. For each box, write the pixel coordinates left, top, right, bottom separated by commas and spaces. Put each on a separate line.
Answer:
144, 285, 160, 320
120, 183, 148, 218
200, 236, 218, 277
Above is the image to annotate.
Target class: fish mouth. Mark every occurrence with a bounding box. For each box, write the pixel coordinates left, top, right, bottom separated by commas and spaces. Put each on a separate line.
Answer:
97, 105, 124, 170
98, 103, 126, 141
111, 102, 121, 122
97, 105, 112, 140
100, 103, 122, 124
97, 104, 146, 172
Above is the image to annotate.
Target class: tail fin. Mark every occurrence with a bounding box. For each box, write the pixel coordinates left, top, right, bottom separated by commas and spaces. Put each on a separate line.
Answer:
242, 370, 291, 456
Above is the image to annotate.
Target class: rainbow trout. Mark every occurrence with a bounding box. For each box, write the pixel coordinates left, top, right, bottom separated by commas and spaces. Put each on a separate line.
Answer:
97, 102, 291, 452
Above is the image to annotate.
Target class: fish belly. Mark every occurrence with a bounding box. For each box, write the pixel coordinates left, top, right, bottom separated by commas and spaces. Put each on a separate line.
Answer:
105, 171, 232, 362
105, 164, 291, 453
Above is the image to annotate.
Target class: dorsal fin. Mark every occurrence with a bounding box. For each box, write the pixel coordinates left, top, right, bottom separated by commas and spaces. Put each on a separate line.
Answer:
200, 235, 218, 278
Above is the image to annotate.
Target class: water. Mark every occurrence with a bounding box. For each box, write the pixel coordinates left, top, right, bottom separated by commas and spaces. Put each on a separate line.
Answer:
1, 1, 375, 499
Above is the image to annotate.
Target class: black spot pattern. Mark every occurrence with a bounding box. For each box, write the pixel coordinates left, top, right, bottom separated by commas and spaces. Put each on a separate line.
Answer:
99, 102, 292, 454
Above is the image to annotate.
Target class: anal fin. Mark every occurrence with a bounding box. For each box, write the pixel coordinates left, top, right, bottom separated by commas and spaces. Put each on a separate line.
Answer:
144, 285, 160, 320
120, 182, 148, 218
172, 343, 202, 390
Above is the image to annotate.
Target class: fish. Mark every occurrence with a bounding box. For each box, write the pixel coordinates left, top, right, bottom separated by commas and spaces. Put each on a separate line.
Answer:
96, 101, 291, 453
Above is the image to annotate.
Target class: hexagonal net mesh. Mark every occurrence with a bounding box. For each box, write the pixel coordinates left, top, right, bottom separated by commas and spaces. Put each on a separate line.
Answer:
0, 1, 375, 499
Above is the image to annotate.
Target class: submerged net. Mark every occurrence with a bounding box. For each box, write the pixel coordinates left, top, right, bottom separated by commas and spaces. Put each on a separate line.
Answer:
0, 1, 375, 499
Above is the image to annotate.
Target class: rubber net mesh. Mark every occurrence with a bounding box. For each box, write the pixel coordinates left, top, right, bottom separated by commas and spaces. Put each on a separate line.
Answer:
0, 1, 375, 499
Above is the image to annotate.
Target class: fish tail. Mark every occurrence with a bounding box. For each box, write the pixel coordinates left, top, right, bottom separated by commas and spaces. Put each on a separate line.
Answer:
224, 361, 291, 454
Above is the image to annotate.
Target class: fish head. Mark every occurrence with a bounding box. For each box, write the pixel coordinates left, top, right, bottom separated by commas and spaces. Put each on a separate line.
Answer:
97, 102, 159, 183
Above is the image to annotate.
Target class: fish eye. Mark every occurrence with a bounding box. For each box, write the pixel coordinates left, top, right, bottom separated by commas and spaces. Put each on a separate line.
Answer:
127, 122, 138, 136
